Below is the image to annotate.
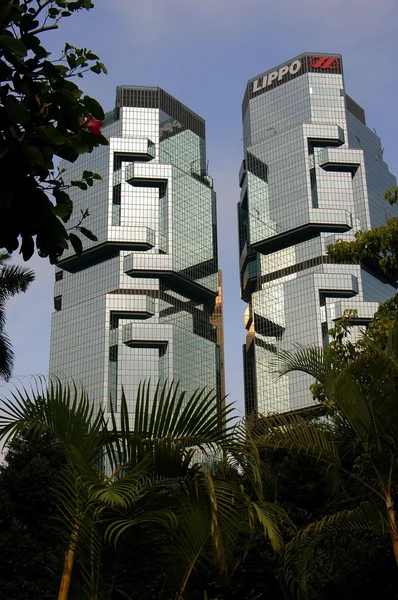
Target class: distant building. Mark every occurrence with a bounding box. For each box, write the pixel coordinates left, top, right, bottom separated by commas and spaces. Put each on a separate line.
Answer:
238, 53, 397, 414
50, 86, 224, 418
210, 270, 226, 404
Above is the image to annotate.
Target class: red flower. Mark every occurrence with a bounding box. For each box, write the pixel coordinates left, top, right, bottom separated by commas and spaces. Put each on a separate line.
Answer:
81, 114, 103, 136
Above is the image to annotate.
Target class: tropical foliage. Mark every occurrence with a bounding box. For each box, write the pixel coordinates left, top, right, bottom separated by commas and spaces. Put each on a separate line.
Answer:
251, 321, 398, 596
0, 252, 34, 380
203, 448, 398, 600
0, 0, 108, 263
3, 429, 398, 600
327, 185, 398, 280
0, 435, 66, 599
0, 379, 288, 599
308, 294, 398, 403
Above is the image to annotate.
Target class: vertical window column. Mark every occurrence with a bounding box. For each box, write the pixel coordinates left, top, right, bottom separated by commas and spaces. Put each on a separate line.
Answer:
310, 168, 319, 208
108, 344, 118, 411
112, 183, 121, 226
308, 142, 319, 208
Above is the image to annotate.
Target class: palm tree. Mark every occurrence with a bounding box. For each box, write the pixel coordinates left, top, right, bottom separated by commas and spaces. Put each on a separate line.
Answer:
0, 379, 288, 599
0, 253, 35, 380
251, 322, 398, 595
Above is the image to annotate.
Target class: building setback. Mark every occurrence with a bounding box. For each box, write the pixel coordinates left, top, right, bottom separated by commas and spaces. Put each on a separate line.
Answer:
50, 86, 224, 418
238, 53, 397, 415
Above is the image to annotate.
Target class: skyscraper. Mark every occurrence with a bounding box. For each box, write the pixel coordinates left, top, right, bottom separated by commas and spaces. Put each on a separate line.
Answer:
238, 53, 398, 415
50, 86, 223, 417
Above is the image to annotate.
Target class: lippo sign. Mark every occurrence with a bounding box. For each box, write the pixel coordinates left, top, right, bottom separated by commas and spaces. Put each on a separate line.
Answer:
252, 59, 302, 93
248, 54, 342, 102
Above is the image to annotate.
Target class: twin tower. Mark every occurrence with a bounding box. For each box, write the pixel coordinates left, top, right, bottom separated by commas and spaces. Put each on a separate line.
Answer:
49, 53, 397, 417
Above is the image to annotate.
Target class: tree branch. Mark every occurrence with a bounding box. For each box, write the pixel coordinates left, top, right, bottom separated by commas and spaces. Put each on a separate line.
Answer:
32, 0, 54, 21
105, 460, 130, 485
30, 24, 59, 35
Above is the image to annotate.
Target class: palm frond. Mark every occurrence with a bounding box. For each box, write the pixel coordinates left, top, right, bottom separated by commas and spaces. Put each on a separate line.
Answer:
104, 507, 177, 547
89, 458, 151, 509
0, 377, 106, 461
284, 500, 389, 597
171, 499, 212, 597
385, 320, 398, 362
250, 412, 341, 470
104, 382, 235, 478
202, 470, 227, 572
0, 324, 13, 381
0, 378, 288, 599
0, 263, 35, 300
325, 351, 398, 451
131, 381, 234, 442
275, 345, 333, 383
250, 501, 287, 551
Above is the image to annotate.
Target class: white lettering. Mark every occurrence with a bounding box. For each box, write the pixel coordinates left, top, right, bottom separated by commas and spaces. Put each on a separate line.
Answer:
278, 65, 289, 81
267, 70, 278, 86
252, 59, 303, 96
289, 60, 301, 75
252, 79, 263, 93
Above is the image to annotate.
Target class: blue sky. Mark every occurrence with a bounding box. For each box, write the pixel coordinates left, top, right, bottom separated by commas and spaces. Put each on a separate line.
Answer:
2, 0, 398, 415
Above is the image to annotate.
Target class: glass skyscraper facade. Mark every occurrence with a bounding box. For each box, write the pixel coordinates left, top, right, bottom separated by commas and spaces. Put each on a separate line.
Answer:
50, 86, 223, 418
239, 53, 398, 414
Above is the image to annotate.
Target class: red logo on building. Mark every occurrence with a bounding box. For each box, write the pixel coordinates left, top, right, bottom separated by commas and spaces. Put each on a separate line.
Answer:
310, 56, 339, 70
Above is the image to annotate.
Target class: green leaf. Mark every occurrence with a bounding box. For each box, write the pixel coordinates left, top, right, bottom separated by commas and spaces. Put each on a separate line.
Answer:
0, 35, 27, 57
25, 146, 44, 166
34, 45, 49, 59
70, 138, 90, 154
69, 233, 83, 255
36, 125, 65, 146
78, 227, 97, 242
384, 186, 398, 206
66, 53, 76, 69
53, 192, 73, 222
21, 34, 40, 51
94, 134, 109, 146
0, 146, 9, 160
5, 99, 30, 124
92, 173, 102, 180
75, 55, 88, 68
56, 236, 69, 250
55, 64, 69, 75
54, 189, 71, 203
84, 95, 105, 120
20, 235, 34, 261
63, 81, 82, 99
19, 14, 39, 31
8, 124, 23, 141
55, 145, 79, 163
0, 60, 13, 81
71, 180, 87, 191
90, 64, 103, 74
82, 170, 93, 178
52, 204, 72, 219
